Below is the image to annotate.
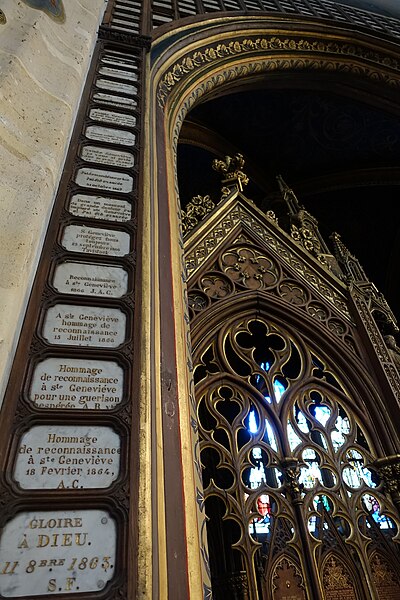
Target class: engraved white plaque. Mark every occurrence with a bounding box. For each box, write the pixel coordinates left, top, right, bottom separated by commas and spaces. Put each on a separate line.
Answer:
89, 108, 136, 128
69, 194, 131, 222
93, 92, 137, 110
0, 510, 116, 596
43, 305, 126, 348
102, 57, 137, 68
14, 425, 121, 489
81, 145, 134, 168
30, 357, 123, 410
62, 225, 130, 256
53, 263, 128, 298
99, 66, 137, 81
96, 78, 136, 95
85, 126, 135, 147
75, 167, 133, 193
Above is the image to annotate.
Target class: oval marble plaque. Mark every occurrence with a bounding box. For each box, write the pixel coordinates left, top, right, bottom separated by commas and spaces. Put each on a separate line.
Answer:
30, 357, 123, 410
0, 510, 116, 596
85, 126, 136, 147
81, 145, 134, 168
43, 304, 126, 348
68, 194, 131, 222
14, 425, 121, 489
61, 225, 130, 256
53, 262, 128, 298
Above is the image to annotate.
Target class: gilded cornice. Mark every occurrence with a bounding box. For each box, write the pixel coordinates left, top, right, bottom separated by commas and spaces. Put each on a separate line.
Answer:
157, 34, 400, 108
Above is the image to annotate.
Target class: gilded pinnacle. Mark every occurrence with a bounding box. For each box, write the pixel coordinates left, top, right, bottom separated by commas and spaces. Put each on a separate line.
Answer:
212, 153, 249, 191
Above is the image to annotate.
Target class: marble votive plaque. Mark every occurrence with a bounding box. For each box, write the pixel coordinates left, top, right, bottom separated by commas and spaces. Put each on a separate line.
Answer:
43, 304, 126, 348
14, 425, 121, 490
98, 67, 137, 81
81, 145, 134, 168
61, 225, 130, 256
85, 126, 135, 147
102, 57, 137, 68
93, 92, 137, 110
30, 357, 124, 410
89, 108, 136, 128
75, 167, 133, 193
96, 78, 136, 95
68, 194, 131, 222
53, 262, 128, 298
0, 510, 116, 596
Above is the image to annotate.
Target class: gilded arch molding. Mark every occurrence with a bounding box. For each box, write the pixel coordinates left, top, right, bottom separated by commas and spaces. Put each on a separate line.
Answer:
151, 17, 400, 154
157, 34, 400, 109
147, 16, 400, 599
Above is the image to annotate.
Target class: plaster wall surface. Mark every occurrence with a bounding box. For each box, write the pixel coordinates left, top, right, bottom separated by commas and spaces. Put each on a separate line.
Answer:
0, 0, 106, 403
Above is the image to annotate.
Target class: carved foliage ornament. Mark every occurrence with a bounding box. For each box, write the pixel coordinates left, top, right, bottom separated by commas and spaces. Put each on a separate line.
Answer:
181, 195, 215, 235
157, 36, 400, 107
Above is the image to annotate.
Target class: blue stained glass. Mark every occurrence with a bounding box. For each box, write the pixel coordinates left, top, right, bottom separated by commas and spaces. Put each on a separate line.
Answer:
273, 380, 286, 403
343, 450, 377, 489
248, 410, 258, 434
264, 419, 278, 452
331, 415, 350, 451
287, 422, 301, 451
297, 411, 310, 433
248, 447, 266, 489
314, 405, 331, 426
313, 495, 331, 512
362, 494, 394, 530
300, 449, 322, 489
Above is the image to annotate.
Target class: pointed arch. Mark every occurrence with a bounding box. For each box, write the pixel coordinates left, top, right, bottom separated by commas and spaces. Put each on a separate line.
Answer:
321, 553, 360, 600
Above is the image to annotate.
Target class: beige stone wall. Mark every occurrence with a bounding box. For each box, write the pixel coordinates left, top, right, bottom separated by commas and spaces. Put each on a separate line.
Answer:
0, 0, 106, 403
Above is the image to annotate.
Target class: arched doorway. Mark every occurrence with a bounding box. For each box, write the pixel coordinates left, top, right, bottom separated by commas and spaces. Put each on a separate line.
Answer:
149, 13, 400, 596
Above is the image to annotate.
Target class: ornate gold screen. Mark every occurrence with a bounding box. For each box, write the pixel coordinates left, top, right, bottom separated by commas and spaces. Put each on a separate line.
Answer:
186, 195, 400, 600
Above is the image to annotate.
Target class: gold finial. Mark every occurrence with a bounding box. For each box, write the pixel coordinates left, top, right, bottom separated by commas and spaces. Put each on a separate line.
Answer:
276, 174, 301, 214
212, 153, 249, 191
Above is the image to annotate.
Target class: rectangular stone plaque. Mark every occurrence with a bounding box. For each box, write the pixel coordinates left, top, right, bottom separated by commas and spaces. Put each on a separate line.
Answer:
62, 225, 130, 256
14, 425, 121, 489
75, 167, 133, 193
61, 224, 130, 256
89, 108, 136, 128
93, 92, 137, 110
96, 78, 136, 95
98, 66, 137, 81
0, 510, 116, 596
102, 57, 137, 69
85, 126, 135, 147
68, 194, 131, 222
43, 304, 126, 348
53, 262, 128, 298
81, 145, 134, 168
30, 357, 123, 410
